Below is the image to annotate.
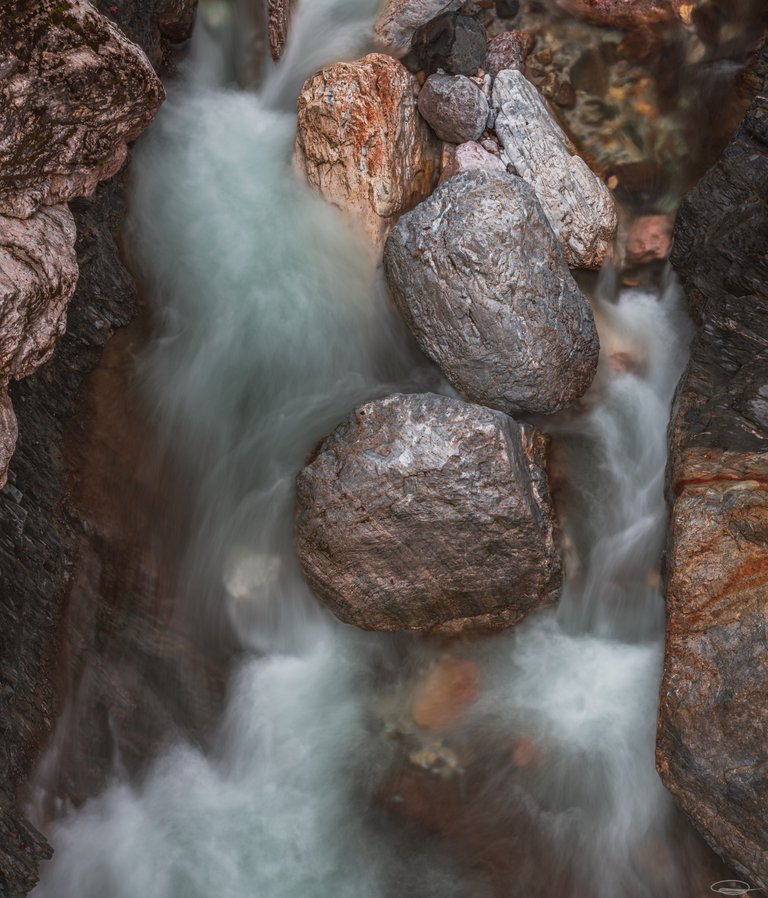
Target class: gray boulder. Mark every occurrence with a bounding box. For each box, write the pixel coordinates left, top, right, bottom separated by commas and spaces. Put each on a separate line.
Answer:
295, 392, 561, 633
492, 69, 617, 270
417, 74, 489, 144
383, 169, 599, 416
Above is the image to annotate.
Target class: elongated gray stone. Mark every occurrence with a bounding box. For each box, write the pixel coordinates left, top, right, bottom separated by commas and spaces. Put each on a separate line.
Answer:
492, 69, 616, 269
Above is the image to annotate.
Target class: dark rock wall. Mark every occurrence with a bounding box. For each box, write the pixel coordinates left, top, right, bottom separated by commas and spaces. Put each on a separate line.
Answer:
658, 38, 768, 889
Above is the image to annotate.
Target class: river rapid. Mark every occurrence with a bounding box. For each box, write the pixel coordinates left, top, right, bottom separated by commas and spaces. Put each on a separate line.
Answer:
30, 2, 726, 896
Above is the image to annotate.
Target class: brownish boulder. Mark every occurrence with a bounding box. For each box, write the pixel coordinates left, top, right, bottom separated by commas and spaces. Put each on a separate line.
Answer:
0, 0, 164, 218
658, 41, 768, 889
551, 0, 680, 27
295, 392, 561, 633
0, 207, 78, 486
295, 53, 440, 249
383, 170, 599, 416
268, 0, 297, 61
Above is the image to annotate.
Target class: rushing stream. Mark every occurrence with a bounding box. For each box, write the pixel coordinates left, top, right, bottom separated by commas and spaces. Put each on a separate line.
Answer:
30, 1, 727, 896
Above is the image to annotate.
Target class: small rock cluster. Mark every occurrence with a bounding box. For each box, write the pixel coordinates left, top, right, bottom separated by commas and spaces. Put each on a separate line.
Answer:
290, 0, 631, 634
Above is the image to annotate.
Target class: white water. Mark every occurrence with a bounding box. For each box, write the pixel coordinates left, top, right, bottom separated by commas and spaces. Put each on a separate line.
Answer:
33, 4, 701, 897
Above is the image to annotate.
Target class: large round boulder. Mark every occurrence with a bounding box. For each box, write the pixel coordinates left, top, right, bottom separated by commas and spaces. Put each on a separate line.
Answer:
295, 392, 561, 633
383, 169, 599, 416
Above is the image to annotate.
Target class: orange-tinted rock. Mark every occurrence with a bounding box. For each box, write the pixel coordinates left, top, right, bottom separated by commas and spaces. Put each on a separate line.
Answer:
410, 659, 481, 730
625, 214, 673, 265
295, 53, 440, 249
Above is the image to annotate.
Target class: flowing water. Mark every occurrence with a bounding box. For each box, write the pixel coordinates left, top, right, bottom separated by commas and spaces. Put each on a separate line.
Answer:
30, 2, 729, 896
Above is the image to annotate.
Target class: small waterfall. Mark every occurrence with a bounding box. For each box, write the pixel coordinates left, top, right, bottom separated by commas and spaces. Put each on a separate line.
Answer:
32, 3, 711, 897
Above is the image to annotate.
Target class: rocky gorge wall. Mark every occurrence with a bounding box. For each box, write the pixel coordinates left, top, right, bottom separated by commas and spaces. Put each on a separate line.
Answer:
0, 0, 190, 893
658, 38, 768, 890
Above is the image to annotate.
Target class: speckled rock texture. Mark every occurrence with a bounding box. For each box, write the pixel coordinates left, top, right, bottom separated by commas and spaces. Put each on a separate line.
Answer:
373, 0, 463, 57
383, 169, 599, 415
295, 392, 561, 633
417, 74, 489, 144
492, 68, 617, 270
658, 42, 768, 890
0, 0, 164, 218
295, 53, 440, 248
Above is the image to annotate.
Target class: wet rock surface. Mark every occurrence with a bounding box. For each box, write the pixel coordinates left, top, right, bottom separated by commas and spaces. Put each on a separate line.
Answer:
374, 0, 464, 57
412, 12, 488, 75
295, 53, 440, 248
0, 795, 51, 898
0, 0, 164, 218
658, 42, 768, 888
268, 0, 297, 61
492, 68, 617, 269
295, 392, 561, 633
439, 140, 506, 182
0, 177, 138, 895
485, 30, 534, 76
383, 169, 599, 415
417, 74, 489, 143
551, 0, 679, 27
0, 208, 78, 485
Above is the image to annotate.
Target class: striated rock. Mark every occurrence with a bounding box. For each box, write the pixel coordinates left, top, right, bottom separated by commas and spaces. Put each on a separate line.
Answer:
625, 214, 673, 265
485, 31, 534, 76
495, 0, 520, 18
0, 207, 78, 486
295, 392, 561, 633
550, 0, 680, 27
492, 69, 617, 269
268, 0, 297, 61
417, 74, 489, 144
373, 0, 464, 57
439, 140, 506, 183
383, 170, 599, 415
658, 49, 768, 889
295, 54, 440, 248
412, 12, 488, 76
0, 0, 164, 218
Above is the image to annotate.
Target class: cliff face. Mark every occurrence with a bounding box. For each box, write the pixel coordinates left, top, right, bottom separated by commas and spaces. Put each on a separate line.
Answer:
658, 40, 768, 889
0, 0, 189, 892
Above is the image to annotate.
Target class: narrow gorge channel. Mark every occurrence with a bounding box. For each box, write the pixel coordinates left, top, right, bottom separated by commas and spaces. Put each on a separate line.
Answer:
1, 1, 767, 897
